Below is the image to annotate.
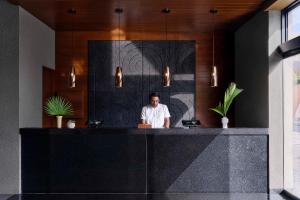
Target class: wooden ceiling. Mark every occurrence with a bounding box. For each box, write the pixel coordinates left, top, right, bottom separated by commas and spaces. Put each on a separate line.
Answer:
9, 0, 276, 32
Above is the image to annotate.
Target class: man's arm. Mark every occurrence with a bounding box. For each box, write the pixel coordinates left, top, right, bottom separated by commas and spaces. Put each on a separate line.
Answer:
140, 107, 146, 124
164, 117, 170, 128
163, 105, 171, 128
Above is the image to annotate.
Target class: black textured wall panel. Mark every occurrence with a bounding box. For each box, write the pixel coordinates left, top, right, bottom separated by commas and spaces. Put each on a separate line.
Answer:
88, 41, 195, 127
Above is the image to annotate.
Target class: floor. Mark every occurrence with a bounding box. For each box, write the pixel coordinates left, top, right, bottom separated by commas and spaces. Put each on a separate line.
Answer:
293, 133, 300, 196
0, 193, 292, 200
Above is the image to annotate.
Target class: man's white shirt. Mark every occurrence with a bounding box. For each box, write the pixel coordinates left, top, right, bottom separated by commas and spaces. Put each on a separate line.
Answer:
140, 103, 171, 128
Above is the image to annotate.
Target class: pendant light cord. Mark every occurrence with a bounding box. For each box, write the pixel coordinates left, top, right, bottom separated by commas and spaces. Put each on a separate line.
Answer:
165, 12, 167, 41
118, 10, 121, 67
164, 9, 170, 66
212, 11, 215, 67
71, 9, 74, 71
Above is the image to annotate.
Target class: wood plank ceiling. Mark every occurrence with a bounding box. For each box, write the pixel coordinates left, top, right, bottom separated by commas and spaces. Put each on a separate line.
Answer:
9, 0, 271, 32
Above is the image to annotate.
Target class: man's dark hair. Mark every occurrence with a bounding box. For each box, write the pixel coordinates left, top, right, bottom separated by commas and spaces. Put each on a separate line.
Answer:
149, 92, 160, 100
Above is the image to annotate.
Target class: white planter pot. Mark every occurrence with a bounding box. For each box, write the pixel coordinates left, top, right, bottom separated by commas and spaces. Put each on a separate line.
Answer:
56, 116, 63, 128
221, 117, 229, 129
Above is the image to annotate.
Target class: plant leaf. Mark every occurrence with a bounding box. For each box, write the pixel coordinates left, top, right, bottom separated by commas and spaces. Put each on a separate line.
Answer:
223, 82, 243, 116
210, 102, 225, 117
44, 96, 74, 116
209, 82, 243, 117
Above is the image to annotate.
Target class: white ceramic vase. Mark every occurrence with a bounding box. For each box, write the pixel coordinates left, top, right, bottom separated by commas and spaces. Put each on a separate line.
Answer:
222, 117, 229, 129
67, 120, 76, 129
56, 116, 63, 128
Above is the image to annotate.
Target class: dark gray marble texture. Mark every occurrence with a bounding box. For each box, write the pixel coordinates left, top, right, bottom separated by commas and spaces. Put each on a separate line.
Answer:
20, 128, 268, 193
88, 40, 195, 128
21, 129, 146, 193
147, 134, 267, 193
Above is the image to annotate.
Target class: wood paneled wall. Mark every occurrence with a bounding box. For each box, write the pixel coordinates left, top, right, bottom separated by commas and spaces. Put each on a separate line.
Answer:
54, 31, 234, 128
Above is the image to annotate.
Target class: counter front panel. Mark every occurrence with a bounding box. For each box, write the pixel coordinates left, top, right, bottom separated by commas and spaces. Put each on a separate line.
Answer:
20, 128, 268, 193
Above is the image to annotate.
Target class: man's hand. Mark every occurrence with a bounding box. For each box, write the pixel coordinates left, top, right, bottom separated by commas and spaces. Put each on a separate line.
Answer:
164, 117, 170, 128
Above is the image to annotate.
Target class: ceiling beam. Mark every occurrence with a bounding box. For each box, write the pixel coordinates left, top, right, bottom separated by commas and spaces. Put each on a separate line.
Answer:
266, 0, 296, 10
233, 0, 291, 31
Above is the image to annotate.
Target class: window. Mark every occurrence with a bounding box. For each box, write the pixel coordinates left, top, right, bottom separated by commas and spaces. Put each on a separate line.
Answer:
288, 5, 300, 40
283, 1, 300, 41
283, 1, 300, 197
283, 54, 300, 196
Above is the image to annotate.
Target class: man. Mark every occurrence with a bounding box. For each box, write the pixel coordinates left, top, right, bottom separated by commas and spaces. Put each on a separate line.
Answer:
140, 92, 171, 128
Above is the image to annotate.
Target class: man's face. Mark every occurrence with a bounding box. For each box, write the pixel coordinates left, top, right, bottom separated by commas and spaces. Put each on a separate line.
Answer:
150, 96, 160, 108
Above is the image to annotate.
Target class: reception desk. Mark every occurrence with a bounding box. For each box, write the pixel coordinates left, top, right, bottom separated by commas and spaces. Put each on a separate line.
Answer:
20, 128, 268, 193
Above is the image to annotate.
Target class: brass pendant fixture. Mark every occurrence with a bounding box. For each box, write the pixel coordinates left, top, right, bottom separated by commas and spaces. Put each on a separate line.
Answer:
162, 8, 171, 87
163, 65, 170, 87
69, 66, 76, 88
115, 66, 123, 88
115, 8, 123, 88
68, 8, 76, 88
211, 66, 217, 87
210, 9, 218, 88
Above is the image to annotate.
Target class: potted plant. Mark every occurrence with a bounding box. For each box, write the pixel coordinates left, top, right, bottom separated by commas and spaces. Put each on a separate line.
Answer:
210, 82, 243, 128
44, 96, 74, 128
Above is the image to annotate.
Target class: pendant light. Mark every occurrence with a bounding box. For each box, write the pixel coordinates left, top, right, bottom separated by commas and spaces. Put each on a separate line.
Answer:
68, 8, 76, 88
162, 8, 171, 87
210, 9, 218, 88
115, 8, 123, 88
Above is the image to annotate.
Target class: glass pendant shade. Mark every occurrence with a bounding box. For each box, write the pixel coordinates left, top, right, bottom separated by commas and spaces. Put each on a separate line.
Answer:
162, 65, 171, 87
210, 65, 218, 87
69, 66, 76, 88
115, 66, 123, 88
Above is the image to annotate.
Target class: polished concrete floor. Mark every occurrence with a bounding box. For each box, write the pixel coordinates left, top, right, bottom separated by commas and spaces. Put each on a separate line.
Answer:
0, 193, 292, 200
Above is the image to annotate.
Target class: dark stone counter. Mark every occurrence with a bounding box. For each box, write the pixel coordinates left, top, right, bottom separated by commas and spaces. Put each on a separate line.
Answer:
5, 193, 286, 200
20, 127, 268, 135
20, 128, 268, 193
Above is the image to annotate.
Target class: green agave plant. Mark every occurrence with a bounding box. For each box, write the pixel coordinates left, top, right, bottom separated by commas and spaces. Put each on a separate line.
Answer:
210, 82, 243, 117
44, 96, 74, 116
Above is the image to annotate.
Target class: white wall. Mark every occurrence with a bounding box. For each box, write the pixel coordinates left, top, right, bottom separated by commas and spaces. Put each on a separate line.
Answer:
0, 0, 20, 194
19, 7, 55, 128
268, 10, 284, 190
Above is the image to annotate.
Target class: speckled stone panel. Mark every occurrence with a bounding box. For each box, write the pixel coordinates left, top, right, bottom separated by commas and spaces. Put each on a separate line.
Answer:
20, 128, 268, 193
148, 134, 268, 193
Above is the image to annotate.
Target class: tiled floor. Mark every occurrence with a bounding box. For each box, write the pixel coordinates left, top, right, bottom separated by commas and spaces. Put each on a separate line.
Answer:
0, 193, 292, 200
